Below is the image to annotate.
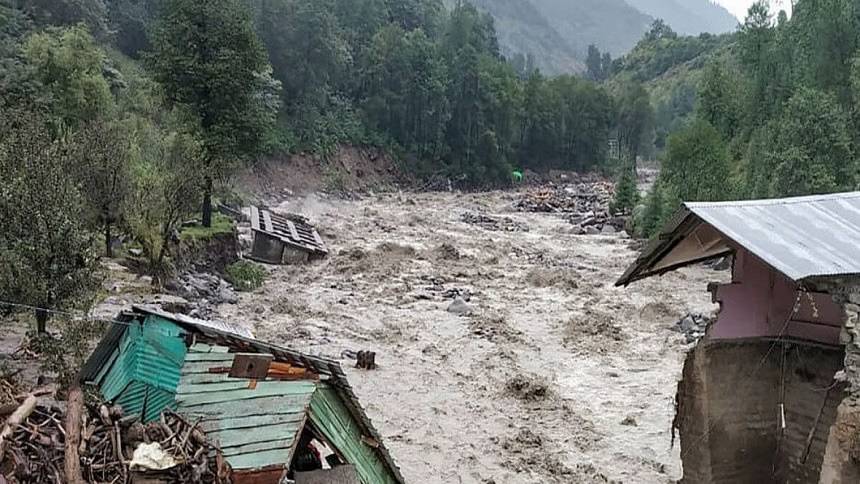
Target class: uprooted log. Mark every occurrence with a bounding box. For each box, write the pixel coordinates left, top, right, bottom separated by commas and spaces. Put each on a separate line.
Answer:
64, 384, 84, 484
0, 394, 37, 464
1, 398, 231, 484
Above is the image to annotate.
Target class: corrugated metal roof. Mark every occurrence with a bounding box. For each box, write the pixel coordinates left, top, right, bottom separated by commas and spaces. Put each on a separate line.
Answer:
84, 307, 406, 484
686, 192, 860, 281
175, 344, 315, 473
310, 384, 399, 484
133, 305, 255, 339
93, 317, 188, 422
617, 191, 860, 286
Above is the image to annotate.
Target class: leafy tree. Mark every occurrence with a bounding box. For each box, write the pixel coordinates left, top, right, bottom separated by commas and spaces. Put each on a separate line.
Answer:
697, 61, 741, 140
615, 81, 654, 165
20, 0, 108, 35
644, 19, 677, 42
107, 0, 160, 57
737, 1, 776, 123
71, 121, 133, 258
22, 25, 113, 128
661, 119, 729, 202
766, 88, 856, 196
360, 24, 449, 159
600, 52, 612, 79
637, 181, 664, 238
611, 163, 638, 214
0, 114, 101, 333
586, 44, 602, 81
149, 0, 277, 227
125, 122, 203, 281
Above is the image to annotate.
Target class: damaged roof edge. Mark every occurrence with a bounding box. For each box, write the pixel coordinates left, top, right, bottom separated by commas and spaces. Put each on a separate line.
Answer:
618, 191, 860, 287
101, 305, 406, 483
615, 206, 706, 286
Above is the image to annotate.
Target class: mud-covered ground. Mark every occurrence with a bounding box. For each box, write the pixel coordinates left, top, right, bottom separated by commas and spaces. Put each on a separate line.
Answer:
212, 189, 720, 484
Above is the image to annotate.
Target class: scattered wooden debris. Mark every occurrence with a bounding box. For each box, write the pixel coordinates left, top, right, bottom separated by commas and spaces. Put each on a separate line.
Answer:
461, 212, 529, 232
515, 180, 613, 214
514, 180, 629, 235
341, 350, 377, 370
1, 398, 230, 484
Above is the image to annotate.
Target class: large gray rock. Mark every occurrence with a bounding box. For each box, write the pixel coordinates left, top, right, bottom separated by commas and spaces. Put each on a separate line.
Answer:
679, 315, 696, 333
447, 297, 474, 316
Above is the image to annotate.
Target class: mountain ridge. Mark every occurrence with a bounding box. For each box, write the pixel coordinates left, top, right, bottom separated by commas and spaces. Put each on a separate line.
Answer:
468, 0, 738, 75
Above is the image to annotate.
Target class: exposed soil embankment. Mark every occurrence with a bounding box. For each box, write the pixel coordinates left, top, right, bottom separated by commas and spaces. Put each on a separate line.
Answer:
238, 145, 403, 200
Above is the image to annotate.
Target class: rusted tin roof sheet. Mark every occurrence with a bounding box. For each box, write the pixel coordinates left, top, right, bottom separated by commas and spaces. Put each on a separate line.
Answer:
617, 191, 860, 285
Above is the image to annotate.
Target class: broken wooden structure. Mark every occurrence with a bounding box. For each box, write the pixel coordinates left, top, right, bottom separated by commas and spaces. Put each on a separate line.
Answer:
249, 206, 327, 264
618, 192, 860, 483
79, 306, 403, 484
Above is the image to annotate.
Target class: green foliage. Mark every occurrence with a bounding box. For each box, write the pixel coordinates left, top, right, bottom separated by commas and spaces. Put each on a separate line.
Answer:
662, 119, 729, 202
615, 80, 655, 161
21, 0, 108, 35
634, 0, 860, 230
225, 260, 266, 292
71, 120, 134, 257
149, 0, 278, 225
610, 165, 638, 214
179, 213, 234, 241
637, 181, 664, 238
0, 113, 102, 332
124, 121, 204, 281
760, 88, 855, 197
22, 25, 113, 128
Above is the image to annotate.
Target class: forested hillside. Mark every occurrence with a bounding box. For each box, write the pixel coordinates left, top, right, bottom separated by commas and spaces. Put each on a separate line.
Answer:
625, 0, 737, 36
1, 0, 655, 327
636, 0, 860, 237
606, 21, 734, 153
468, 0, 737, 75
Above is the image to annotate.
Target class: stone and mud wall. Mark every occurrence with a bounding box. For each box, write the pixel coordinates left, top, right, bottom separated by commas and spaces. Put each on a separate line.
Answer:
815, 279, 860, 484
675, 265, 860, 483
677, 340, 844, 484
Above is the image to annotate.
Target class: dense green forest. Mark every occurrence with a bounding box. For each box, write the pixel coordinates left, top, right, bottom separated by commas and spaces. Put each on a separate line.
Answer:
635, 0, 860, 237
4, 0, 859, 335
0, 0, 653, 334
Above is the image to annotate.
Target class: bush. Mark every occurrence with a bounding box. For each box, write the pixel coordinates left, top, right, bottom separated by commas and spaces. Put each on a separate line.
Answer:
226, 260, 266, 291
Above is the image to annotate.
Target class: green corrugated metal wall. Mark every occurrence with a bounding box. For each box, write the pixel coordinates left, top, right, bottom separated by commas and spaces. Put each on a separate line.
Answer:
96, 316, 187, 422
175, 343, 316, 472
309, 384, 398, 484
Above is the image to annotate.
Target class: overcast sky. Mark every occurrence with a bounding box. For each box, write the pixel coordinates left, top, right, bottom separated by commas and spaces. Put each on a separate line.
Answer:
715, 0, 793, 20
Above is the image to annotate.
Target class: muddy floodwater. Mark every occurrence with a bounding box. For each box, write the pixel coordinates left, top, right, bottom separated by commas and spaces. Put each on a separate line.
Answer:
216, 190, 719, 483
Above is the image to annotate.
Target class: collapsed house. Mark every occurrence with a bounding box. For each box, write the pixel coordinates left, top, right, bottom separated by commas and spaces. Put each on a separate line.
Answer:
80, 306, 403, 484
617, 192, 860, 483
250, 206, 328, 264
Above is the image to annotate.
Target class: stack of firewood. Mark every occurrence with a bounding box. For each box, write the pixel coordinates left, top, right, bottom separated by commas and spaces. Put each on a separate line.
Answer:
0, 397, 230, 484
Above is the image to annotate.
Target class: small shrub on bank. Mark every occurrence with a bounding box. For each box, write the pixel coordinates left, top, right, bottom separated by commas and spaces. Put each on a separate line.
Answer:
226, 260, 266, 291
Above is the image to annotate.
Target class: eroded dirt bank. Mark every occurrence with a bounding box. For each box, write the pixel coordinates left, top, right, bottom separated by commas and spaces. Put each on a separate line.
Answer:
216, 190, 719, 484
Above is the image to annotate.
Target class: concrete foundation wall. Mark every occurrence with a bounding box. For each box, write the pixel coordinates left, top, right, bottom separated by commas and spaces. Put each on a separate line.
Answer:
677, 340, 845, 484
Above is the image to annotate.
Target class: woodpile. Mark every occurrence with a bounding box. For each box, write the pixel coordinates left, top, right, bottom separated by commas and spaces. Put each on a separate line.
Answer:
0, 396, 230, 484
461, 212, 529, 232
514, 180, 614, 214
515, 180, 629, 235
